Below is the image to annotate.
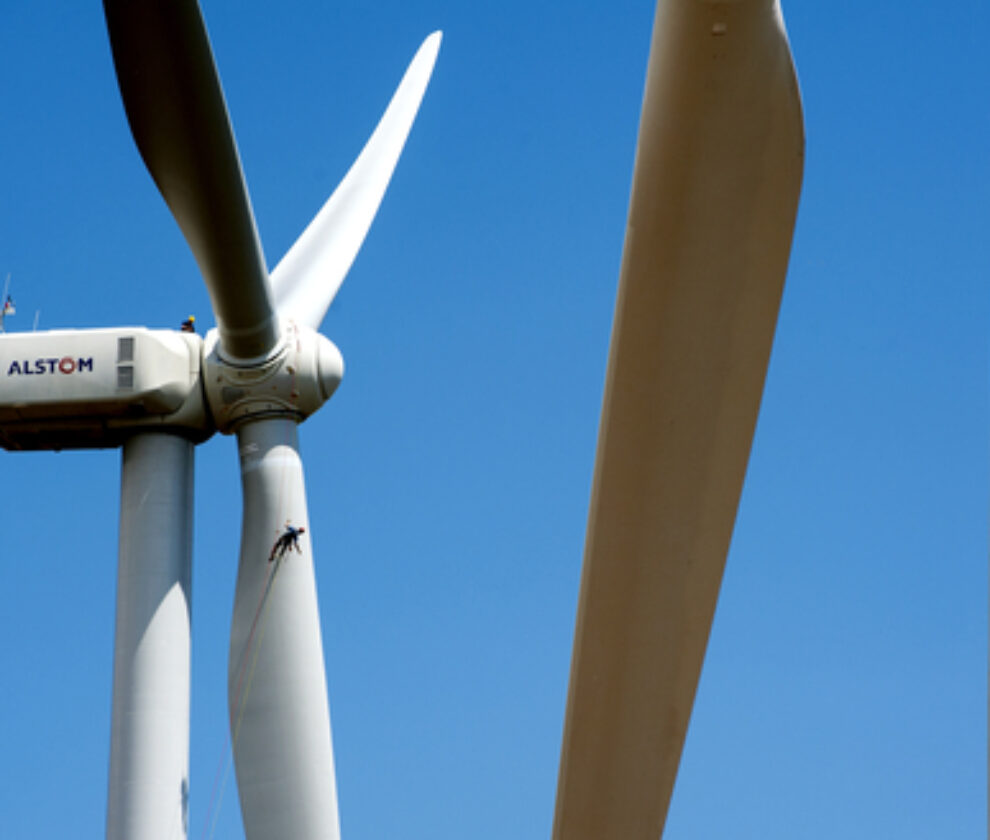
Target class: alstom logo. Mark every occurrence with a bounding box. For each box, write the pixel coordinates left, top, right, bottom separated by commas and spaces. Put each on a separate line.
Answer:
7, 357, 95, 376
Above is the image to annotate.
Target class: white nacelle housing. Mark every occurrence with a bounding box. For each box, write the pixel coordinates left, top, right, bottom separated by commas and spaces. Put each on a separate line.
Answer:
0, 328, 208, 449
0, 322, 344, 448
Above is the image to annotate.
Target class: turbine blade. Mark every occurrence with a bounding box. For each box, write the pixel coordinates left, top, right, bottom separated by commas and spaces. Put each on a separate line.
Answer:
271, 32, 442, 329
553, 2, 804, 838
229, 418, 339, 839
103, 0, 278, 360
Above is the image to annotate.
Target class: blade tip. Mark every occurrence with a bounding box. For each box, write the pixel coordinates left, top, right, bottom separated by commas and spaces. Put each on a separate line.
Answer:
423, 30, 443, 55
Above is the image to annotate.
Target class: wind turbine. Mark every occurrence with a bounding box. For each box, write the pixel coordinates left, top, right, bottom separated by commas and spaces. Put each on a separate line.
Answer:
0, 0, 440, 837
0, 0, 802, 838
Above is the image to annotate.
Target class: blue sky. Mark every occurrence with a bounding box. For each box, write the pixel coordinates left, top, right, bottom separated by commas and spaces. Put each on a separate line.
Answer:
0, 2, 986, 838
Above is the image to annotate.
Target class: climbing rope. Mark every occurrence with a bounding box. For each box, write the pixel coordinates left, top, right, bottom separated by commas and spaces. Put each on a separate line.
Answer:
199, 549, 286, 840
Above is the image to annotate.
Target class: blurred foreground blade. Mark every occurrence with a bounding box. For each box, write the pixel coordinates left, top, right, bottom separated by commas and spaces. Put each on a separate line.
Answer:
104, 0, 278, 359
553, 2, 804, 838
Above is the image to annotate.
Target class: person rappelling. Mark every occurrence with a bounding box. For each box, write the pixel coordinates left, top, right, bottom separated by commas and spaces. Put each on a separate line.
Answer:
269, 523, 305, 562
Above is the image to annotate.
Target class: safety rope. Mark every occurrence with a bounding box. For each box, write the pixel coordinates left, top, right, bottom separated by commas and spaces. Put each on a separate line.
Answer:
198, 550, 285, 840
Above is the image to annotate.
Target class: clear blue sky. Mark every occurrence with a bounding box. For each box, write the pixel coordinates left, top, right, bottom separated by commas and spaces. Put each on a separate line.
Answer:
0, 2, 986, 838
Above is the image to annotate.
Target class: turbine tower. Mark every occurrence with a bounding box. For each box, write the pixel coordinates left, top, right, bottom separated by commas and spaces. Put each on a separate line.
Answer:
0, 2, 440, 837
0, 1, 802, 838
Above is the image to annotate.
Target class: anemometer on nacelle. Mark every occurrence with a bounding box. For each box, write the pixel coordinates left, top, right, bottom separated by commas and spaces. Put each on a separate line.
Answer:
0, 321, 342, 450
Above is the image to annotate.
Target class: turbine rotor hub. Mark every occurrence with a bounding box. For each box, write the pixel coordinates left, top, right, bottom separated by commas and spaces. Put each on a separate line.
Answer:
203, 320, 343, 433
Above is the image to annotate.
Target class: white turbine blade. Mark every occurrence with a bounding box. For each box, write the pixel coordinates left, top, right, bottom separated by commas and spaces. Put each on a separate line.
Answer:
104, 0, 279, 361
271, 31, 442, 329
229, 418, 339, 839
553, 2, 804, 839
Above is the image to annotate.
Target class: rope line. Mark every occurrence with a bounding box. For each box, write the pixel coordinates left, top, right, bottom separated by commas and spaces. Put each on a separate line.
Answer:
198, 552, 285, 840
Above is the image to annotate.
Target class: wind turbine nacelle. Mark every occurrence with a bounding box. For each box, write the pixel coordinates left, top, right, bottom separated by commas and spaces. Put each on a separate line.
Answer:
0, 328, 209, 450
202, 321, 343, 433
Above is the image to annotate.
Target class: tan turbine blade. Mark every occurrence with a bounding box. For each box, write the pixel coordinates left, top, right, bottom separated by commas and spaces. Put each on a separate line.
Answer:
552, 2, 804, 839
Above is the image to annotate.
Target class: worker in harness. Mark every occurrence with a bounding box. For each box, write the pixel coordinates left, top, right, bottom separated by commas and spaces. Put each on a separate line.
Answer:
269, 524, 306, 563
